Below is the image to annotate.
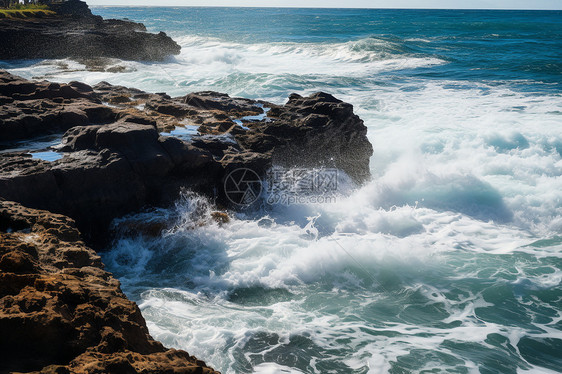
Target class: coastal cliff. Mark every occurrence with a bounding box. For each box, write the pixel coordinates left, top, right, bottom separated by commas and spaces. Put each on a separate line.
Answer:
0, 0, 180, 61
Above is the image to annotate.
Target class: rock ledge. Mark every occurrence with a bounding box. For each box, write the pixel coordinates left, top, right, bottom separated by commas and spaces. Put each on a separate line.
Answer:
0, 200, 219, 374
0, 70, 373, 244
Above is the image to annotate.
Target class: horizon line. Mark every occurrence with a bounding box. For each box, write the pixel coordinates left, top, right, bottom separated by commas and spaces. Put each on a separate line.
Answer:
89, 5, 562, 10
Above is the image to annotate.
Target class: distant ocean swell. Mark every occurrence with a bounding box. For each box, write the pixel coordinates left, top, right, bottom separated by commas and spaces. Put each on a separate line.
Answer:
3, 34, 446, 101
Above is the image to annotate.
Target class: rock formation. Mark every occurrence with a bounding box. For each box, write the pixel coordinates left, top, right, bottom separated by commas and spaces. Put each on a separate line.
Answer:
0, 0, 180, 61
0, 200, 218, 373
0, 70, 373, 245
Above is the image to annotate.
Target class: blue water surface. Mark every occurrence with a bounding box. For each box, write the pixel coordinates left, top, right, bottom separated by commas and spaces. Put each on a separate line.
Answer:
92, 7, 562, 88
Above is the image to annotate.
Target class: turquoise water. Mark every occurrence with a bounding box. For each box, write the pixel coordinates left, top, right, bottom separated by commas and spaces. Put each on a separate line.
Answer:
30, 150, 62, 162
5, 7, 562, 373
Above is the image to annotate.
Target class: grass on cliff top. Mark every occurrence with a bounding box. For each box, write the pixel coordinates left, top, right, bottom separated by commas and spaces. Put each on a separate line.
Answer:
0, 4, 55, 19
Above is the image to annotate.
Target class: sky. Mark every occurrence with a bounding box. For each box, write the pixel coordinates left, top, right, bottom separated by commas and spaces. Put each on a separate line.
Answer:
85, 0, 562, 10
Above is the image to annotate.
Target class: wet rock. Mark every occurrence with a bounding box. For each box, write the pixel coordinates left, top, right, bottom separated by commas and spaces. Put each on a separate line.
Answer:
191, 135, 242, 159
211, 211, 230, 225
183, 91, 258, 114
254, 92, 373, 183
145, 95, 199, 117
0, 71, 117, 141
0, 71, 372, 243
0, 200, 219, 374
137, 88, 372, 182
56, 125, 103, 152
220, 151, 272, 175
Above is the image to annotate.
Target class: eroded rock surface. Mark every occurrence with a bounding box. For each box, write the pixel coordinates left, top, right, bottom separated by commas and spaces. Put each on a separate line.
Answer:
0, 200, 218, 374
0, 71, 115, 141
0, 70, 372, 243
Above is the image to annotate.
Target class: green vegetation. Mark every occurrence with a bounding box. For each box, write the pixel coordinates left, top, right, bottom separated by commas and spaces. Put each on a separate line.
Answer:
0, 3, 55, 18
5, 3, 49, 10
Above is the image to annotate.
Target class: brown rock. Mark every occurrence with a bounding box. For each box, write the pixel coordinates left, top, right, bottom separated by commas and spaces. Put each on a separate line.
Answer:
0, 250, 39, 273
211, 211, 230, 225
0, 200, 219, 374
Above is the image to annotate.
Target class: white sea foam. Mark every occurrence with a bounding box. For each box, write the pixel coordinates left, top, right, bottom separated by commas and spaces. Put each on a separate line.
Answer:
104, 181, 560, 372
94, 70, 562, 372
4, 35, 444, 99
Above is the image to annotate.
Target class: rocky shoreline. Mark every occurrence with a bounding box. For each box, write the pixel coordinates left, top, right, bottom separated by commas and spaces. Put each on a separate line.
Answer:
0, 70, 372, 244
0, 200, 218, 373
0, 67, 372, 372
0, 0, 180, 61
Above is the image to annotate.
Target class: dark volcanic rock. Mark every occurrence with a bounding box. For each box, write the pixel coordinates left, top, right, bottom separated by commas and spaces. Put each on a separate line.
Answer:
0, 200, 219, 374
0, 71, 372, 244
250, 92, 373, 183
183, 91, 258, 113
143, 90, 372, 182
49, 0, 94, 18
0, 127, 218, 244
0, 0, 180, 61
0, 71, 116, 141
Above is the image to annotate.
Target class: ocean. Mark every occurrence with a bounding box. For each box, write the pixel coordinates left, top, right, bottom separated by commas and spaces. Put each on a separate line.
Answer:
4, 7, 562, 373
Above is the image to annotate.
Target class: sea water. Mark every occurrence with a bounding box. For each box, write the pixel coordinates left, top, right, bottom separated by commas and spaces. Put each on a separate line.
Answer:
3, 7, 562, 373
